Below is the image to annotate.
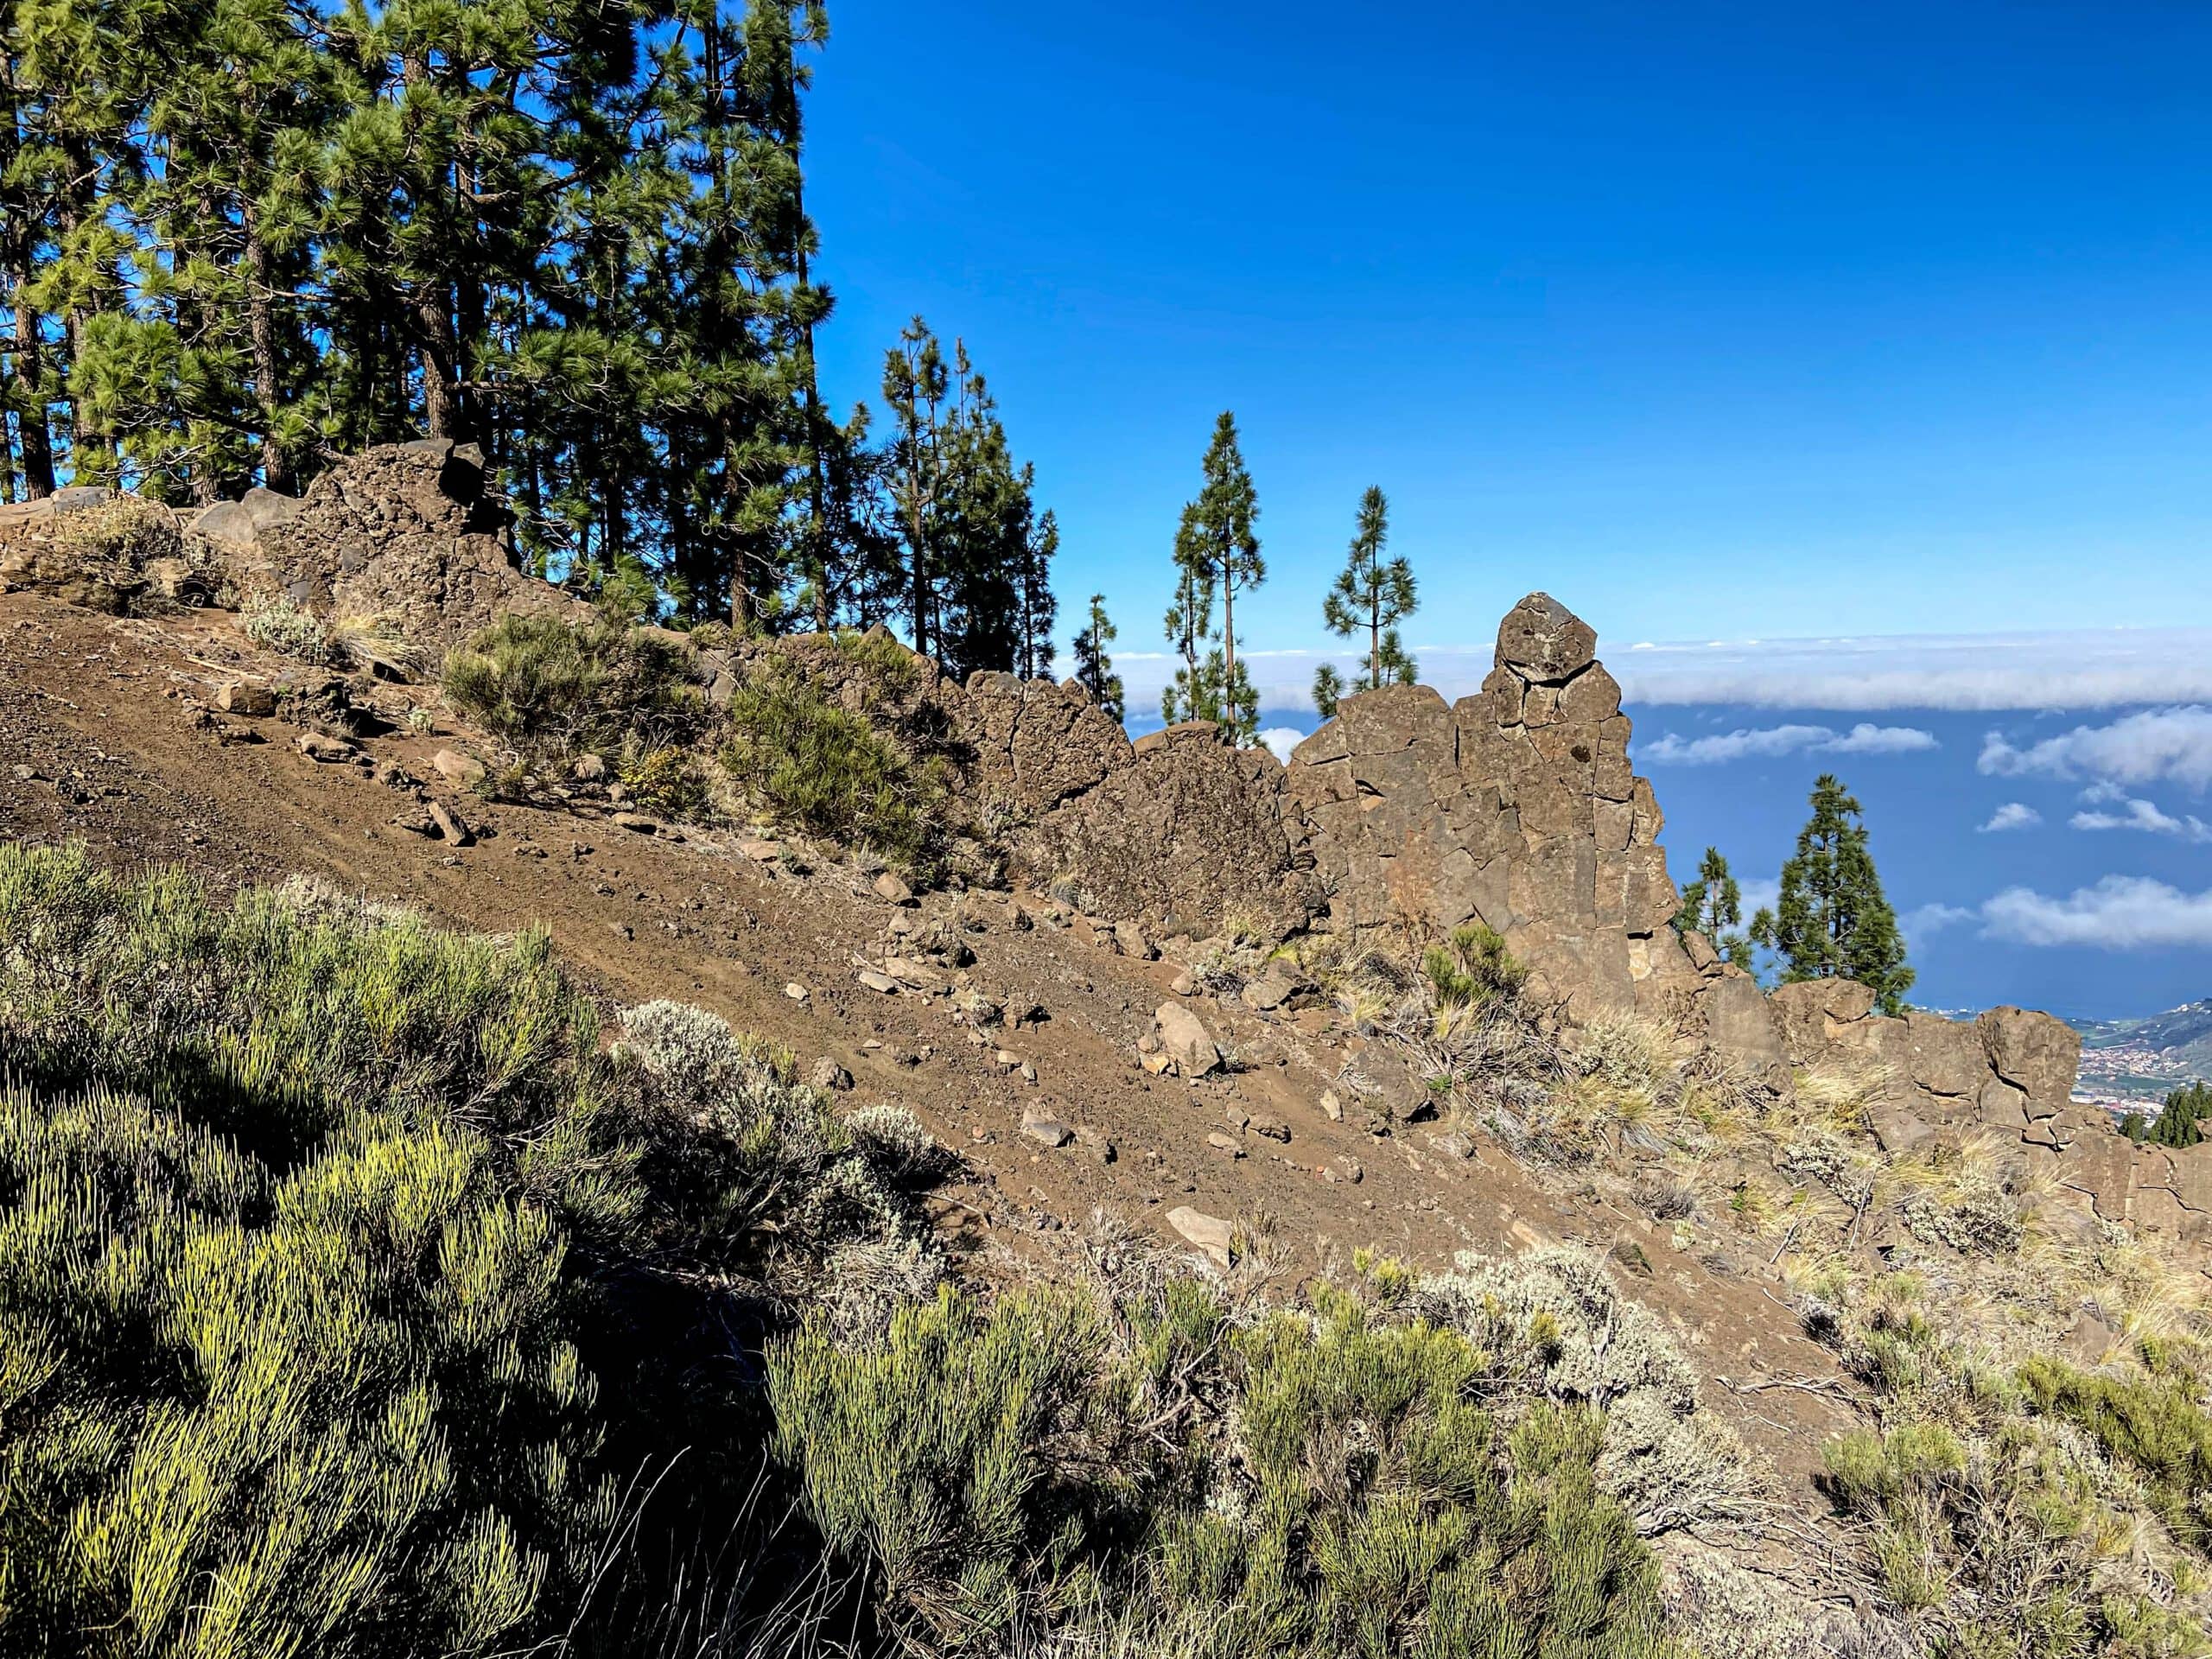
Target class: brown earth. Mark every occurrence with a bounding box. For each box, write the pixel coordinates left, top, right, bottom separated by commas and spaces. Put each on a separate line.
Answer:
0, 590, 1869, 1573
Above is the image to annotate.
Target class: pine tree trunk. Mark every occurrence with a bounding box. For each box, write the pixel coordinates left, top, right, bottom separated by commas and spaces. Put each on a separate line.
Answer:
417, 295, 458, 439
10, 291, 54, 499
1223, 574, 1236, 707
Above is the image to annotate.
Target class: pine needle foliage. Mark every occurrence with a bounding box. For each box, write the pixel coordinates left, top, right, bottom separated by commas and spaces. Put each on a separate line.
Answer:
1421, 925, 1529, 1016
1317, 486, 1417, 703
1750, 775, 1913, 1014
718, 656, 950, 877
442, 612, 707, 766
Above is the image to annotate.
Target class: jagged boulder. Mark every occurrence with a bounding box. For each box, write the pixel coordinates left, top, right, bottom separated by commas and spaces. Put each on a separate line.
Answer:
231, 440, 584, 665
1494, 590, 1599, 683
1023, 721, 1322, 938
1977, 1006, 2079, 1116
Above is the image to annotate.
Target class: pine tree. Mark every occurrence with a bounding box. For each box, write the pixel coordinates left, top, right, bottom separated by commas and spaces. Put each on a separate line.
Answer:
1750, 775, 1914, 1014
1071, 592, 1122, 724
1673, 847, 1753, 970
1014, 501, 1058, 679
880, 317, 948, 653
1162, 521, 1213, 725
2146, 1082, 2209, 1149
1312, 662, 1344, 719
1169, 410, 1262, 742
1319, 485, 1416, 695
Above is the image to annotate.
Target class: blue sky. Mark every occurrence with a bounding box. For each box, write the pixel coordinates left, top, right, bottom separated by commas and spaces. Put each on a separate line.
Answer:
804, 0, 2212, 652
799, 0, 2212, 1018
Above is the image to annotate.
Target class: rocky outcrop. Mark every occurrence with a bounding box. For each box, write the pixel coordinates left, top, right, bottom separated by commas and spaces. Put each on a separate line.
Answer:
1021, 719, 1323, 938
693, 627, 1321, 938
1284, 593, 1685, 1021
228, 441, 584, 664
0, 488, 219, 611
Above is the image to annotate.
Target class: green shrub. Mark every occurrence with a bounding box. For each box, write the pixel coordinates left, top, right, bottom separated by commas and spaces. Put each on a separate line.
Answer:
719, 658, 949, 876
0, 847, 638, 1656
1421, 924, 1527, 1013
442, 612, 704, 769
1820, 1412, 2211, 1657
242, 593, 335, 663
1163, 1289, 1679, 1659
618, 742, 712, 820
766, 1262, 1688, 1659
768, 1285, 1101, 1643
0, 844, 944, 1658
2019, 1357, 2212, 1554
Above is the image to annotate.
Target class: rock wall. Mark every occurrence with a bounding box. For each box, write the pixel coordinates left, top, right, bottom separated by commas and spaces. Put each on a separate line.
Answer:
1763, 978, 2212, 1241
1274, 590, 2209, 1243
696, 627, 1323, 938
1019, 719, 1323, 937
217, 441, 584, 664
1283, 594, 1689, 1022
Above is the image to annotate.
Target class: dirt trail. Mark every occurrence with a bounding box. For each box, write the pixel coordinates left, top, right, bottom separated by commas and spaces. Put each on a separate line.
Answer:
0, 592, 1866, 1508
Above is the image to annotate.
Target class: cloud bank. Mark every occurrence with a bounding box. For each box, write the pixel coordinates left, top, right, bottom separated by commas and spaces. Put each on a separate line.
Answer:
2068, 796, 2212, 842
1642, 721, 1936, 766
1117, 626, 2212, 715
1979, 707, 2212, 791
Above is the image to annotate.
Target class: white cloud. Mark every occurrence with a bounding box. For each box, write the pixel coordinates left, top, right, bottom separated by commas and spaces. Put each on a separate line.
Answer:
1643, 724, 1833, 765
1641, 721, 1936, 766
1980, 876, 2212, 950
1904, 901, 1978, 937
2068, 796, 2212, 842
1737, 877, 1780, 917
1977, 802, 2041, 833
1614, 628, 2212, 712
1978, 706, 2212, 791
1825, 722, 1942, 755
1257, 728, 1305, 765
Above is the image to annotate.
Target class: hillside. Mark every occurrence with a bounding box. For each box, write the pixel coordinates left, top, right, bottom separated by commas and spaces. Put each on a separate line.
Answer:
3, 463, 2209, 1657
2079, 1000, 2212, 1103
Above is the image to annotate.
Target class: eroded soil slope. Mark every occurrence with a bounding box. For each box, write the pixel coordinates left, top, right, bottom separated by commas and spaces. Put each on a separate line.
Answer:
0, 592, 1864, 1514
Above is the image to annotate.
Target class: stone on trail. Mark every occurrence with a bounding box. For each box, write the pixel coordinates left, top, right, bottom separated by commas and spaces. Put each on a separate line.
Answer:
432, 748, 486, 788
1166, 1205, 1235, 1266
214, 681, 275, 716
1154, 1001, 1220, 1077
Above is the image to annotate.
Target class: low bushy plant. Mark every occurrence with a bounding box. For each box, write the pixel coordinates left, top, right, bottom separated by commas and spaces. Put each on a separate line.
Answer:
1421, 923, 1526, 1015
719, 658, 949, 876
2019, 1357, 2212, 1555
442, 612, 704, 770
0, 844, 945, 1658
242, 592, 334, 662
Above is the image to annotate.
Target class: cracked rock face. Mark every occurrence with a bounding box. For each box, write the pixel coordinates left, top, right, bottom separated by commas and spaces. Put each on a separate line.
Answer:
1281, 592, 1681, 1022
232, 441, 585, 667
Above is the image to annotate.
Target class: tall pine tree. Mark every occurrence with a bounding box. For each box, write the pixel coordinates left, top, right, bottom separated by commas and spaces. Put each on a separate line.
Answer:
1751, 775, 1914, 1014
1168, 410, 1262, 742
1317, 485, 1415, 706
1673, 846, 1753, 970
1071, 592, 1122, 723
